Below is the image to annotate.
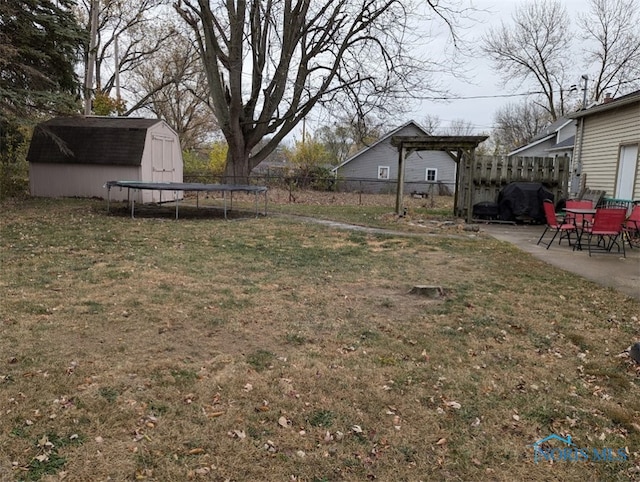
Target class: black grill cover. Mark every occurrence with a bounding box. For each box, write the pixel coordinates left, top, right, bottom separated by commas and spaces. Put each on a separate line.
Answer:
497, 182, 554, 223
473, 201, 499, 220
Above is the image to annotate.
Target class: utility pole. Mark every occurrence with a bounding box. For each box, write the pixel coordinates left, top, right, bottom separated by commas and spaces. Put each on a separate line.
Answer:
84, 0, 99, 115
114, 34, 121, 104
581, 74, 588, 108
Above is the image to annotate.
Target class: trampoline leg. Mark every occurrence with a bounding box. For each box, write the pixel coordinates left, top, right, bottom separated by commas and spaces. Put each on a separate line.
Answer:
223, 192, 228, 219
131, 197, 135, 219
254, 192, 258, 217
107, 187, 111, 213
175, 191, 179, 220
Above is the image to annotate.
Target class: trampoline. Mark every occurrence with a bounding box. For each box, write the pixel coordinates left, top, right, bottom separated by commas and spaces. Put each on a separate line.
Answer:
105, 181, 268, 219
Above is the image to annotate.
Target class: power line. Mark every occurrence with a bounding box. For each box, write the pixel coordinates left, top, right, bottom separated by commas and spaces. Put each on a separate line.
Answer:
413, 91, 546, 101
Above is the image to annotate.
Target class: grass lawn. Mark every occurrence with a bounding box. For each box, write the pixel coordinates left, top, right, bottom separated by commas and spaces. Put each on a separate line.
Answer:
1, 196, 639, 481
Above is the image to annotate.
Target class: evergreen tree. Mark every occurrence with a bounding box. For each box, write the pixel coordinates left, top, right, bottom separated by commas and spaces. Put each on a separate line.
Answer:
0, 0, 85, 157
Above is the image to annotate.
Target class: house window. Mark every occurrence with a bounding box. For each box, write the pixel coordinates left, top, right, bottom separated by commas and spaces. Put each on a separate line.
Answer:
425, 168, 437, 182
378, 166, 390, 180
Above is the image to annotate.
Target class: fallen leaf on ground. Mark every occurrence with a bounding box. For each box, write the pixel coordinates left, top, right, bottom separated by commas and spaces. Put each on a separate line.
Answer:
278, 416, 291, 428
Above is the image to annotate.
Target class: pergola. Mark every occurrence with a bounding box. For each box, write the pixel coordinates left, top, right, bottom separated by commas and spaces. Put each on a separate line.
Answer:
390, 135, 489, 221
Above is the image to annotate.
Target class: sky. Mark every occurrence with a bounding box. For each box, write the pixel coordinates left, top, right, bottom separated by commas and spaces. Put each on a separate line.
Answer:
402, 0, 593, 135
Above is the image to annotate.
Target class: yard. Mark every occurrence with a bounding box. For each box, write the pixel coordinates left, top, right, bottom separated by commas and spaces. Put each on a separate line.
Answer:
1, 194, 639, 481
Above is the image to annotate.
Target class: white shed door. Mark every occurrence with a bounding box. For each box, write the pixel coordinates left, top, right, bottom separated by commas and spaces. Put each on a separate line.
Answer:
615, 144, 638, 199
152, 135, 175, 182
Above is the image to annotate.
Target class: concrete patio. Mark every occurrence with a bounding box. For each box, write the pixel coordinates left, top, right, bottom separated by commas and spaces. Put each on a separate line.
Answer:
483, 223, 640, 300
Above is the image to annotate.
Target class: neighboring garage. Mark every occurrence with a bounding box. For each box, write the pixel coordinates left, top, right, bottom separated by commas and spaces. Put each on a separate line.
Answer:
27, 116, 183, 203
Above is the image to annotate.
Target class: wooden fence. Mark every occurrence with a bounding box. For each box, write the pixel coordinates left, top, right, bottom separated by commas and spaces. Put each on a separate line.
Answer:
456, 155, 570, 220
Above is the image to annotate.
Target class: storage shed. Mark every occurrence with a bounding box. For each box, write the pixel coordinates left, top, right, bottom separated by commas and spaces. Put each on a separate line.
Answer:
27, 116, 183, 203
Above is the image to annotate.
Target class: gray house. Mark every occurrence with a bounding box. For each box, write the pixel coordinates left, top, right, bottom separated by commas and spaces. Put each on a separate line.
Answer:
332, 121, 456, 194
27, 116, 183, 202
507, 117, 576, 160
507, 116, 577, 193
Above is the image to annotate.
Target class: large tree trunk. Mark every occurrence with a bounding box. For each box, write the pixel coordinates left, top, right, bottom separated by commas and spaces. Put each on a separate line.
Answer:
223, 148, 252, 185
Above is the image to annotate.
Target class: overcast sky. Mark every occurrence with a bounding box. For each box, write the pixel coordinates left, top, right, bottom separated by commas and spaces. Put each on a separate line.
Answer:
406, 0, 593, 134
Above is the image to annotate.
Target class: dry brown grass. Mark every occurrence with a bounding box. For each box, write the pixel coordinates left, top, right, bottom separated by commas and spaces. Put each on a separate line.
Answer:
1, 196, 639, 482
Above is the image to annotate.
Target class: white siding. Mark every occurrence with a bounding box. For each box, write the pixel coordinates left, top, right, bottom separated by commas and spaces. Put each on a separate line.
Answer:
579, 102, 640, 199
143, 122, 183, 184
141, 122, 184, 202
30, 164, 140, 201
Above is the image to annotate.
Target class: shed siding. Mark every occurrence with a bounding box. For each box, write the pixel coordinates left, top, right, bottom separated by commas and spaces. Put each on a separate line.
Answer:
580, 103, 640, 198
337, 123, 457, 193
143, 122, 184, 184
29, 164, 140, 201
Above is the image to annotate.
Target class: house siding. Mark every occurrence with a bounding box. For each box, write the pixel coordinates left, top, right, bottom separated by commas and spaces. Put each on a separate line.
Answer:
579, 102, 640, 199
510, 139, 555, 159
336, 123, 457, 193
556, 122, 576, 143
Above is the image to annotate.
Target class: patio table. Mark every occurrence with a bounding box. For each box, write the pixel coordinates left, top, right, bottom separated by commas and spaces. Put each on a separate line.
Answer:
564, 207, 597, 250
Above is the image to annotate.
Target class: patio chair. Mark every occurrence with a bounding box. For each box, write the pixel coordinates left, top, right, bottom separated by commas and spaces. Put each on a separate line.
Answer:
565, 199, 594, 227
537, 200, 577, 249
582, 208, 627, 257
622, 205, 640, 249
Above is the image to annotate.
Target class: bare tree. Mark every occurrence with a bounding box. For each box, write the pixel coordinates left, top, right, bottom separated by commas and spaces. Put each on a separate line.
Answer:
420, 114, 441, 135
176, 0, 471, 181
579, 0, 640, 102
491, 101, 552, 154
134, 32, 219, 150
420, 115, 477, 135
446, 119, 478, 136
76, 0, 177, 114
483, 0, 571, 120
315, 124, 355, 165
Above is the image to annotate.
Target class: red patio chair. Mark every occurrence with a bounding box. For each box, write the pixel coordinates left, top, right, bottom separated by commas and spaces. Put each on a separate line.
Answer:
582, 208, 627, 257
623, 205, 640, 248
537, 200, 577, 249
565, 199, 594, 227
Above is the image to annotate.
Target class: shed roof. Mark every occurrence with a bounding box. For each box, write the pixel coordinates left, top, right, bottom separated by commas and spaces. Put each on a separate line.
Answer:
27, 116, 164, 166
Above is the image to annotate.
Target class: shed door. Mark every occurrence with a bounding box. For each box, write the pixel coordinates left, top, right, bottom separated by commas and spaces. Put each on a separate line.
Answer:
152, 135, 175, 182
615, 144, 638, 199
